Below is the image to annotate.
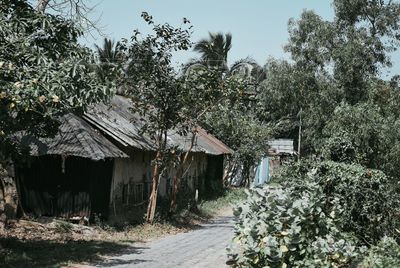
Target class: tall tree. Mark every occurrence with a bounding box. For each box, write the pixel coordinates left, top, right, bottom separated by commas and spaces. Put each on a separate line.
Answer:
184, 33, 265, 84
258, 0, 400, 168
185, 33, 269, 185
35, 0, 102, 33
169, 68, 245, 212
119, 12, 192, 223
193, 32, 232, 70
95, 38, 123, 84
117, 13, 246, 218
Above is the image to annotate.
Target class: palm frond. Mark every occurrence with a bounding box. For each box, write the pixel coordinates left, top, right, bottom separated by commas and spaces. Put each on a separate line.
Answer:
180, 58, 207, 77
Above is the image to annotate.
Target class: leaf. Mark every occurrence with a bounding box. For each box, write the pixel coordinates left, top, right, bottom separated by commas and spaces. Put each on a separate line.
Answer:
280, 245, 288, 253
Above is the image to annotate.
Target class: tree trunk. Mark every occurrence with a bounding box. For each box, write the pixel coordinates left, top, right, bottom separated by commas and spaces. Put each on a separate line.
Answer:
169, 131, 197, 214
0, 162, 18, 231
241, 161, 251, 187
146, 131, 168, 224
0, 168, 6, 231
146, 150, 162, 223
36, 0, 51, 12
297, 108, 302, 161
222, 158, 234, 187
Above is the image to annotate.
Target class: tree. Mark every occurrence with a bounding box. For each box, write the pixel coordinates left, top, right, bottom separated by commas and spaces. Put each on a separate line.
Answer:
117, 13, 247, 218
95, 38, 123, 84
183, 32, 265, 82
193, 32, 232, 71
0, 0, 111, 226
35, 0, 102, 33
169, 68, 246, 212
230, 57, 266, 84
257, 0, 400, 159
202, 103, 272, 186
118, 12, 192, 223
185, 33, 269, 186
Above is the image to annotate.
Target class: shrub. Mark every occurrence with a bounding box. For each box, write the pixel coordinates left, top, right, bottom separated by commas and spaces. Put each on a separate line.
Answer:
228, 186, 360, 267
358, 237, 400, 268
276, 161, 399, 244
228, 161, 400, 267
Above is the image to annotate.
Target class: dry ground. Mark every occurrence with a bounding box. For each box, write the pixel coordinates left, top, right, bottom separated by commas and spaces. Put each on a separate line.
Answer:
0, 188, 244, 267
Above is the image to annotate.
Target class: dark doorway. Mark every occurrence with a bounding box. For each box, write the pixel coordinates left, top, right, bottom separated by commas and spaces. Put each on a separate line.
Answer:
16, 155, 113, 219
204, 155, 224, 197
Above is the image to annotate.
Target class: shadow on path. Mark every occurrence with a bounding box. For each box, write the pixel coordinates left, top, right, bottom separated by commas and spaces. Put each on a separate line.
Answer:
0, 237, 145, 268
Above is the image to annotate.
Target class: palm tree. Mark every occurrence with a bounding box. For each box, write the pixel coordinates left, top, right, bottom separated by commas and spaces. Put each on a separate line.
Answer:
95, 38, 122, 82
193, 32, 232, 71
96, 38, 120, 63
228, 57, 267, 98
230, 57, 266, 84
183, 33, 266, 83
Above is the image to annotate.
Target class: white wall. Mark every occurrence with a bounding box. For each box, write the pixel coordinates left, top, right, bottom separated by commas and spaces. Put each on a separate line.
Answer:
110, 151, 208, 204
110, 151, 152, 204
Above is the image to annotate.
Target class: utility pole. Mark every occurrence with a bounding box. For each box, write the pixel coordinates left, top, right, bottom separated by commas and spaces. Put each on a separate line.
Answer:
298, 108, 302, 161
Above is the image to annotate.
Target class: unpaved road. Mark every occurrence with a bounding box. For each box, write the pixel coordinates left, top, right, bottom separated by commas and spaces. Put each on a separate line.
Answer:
91, 215, 235, 268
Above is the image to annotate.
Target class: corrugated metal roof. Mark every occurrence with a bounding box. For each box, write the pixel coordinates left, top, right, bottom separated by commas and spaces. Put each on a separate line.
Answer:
268, 139, 296, 155
84, 95, 233, 155
19, 114, 128, 160
168, 127, 233, 155
197, 127, 234, 155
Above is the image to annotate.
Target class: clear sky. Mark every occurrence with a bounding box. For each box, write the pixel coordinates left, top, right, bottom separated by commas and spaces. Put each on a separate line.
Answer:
83, 0, 400, 78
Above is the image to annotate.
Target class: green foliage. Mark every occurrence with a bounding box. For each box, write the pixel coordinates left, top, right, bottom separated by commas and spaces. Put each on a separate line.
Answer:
186, 32, 270, 176
203, 104, 271, 166
227, 0, 400, 266
284, 161, 400, 244
318, 87, 400, 179
119, 13, 244, 142
95, 38, 124, 84
359, 237, 400, 268
115, 13, 248, 220
228, 186, 360, 267
198, 187, 246, 216
257, 0, 400, 159
119, 12, 192, 138
193, 32, 232, 71
229, 161, 400, 267
320, 102, 384, 165
0, 0, 111, 157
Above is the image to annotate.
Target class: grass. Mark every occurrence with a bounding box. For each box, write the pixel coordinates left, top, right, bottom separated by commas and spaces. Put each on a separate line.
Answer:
197, 187, 246, 217
54, 220, 73, 233
171, 187, 247, 226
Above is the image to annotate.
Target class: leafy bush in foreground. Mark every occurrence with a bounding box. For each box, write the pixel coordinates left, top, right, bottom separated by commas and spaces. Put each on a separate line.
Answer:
228, 186, 360, 267
359, 237, 400, 268
228, 161, 400, 267
275, 161, 400, 244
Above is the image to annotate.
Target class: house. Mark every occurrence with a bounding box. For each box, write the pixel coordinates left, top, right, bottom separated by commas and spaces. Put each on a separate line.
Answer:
84, 95, 232, 219
15, 95, 232, 222
15, 114, 128, 221
253, 139, 296, 186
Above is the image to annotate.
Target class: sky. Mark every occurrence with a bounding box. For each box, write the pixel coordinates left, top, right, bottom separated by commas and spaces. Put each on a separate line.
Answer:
83, 0, 400, 78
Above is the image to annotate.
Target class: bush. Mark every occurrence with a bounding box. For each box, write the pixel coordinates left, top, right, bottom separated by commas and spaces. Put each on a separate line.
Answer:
278, 161, 399, 244
228, 161, 400, 267
358, 237, 400, 268
228, 186, 361, 267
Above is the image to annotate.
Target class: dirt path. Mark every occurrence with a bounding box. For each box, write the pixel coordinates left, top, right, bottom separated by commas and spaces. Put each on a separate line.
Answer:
89, 214, 235, 268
